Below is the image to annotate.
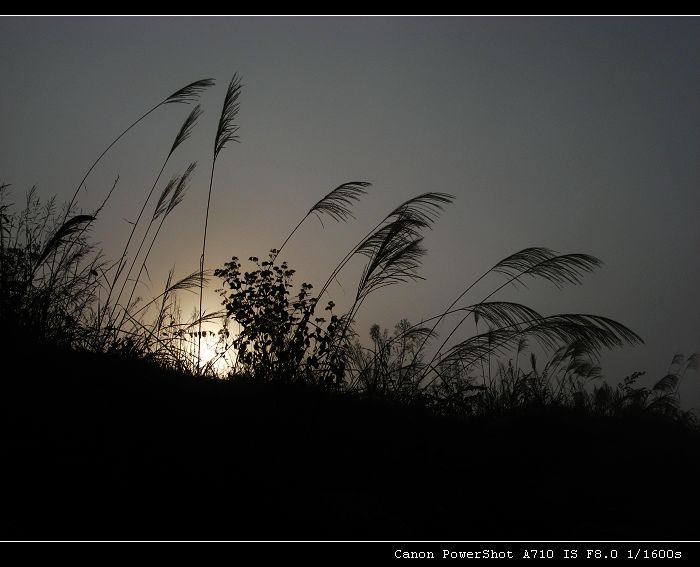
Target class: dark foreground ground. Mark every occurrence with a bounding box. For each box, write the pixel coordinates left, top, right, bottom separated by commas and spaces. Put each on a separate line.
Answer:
1, 343, 699, 541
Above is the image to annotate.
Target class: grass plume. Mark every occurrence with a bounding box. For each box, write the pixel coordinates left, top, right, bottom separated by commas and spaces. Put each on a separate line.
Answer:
198, 73, 243, 372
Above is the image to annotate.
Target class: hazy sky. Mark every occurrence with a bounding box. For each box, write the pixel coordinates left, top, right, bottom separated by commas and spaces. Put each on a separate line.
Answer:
1, 17, 698, 405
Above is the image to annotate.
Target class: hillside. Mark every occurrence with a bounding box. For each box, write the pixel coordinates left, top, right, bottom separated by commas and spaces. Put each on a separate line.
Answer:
2, 342, 698, 541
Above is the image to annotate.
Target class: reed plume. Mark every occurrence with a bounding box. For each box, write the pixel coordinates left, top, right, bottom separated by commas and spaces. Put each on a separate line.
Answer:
198, 74, 243, 373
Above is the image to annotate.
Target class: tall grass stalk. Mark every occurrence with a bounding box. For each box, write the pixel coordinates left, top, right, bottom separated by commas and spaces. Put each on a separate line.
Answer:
65, 79, 214, 217
42, 80, 213, 348
318, 193, 453, 383
118, 163, 196, 338
198, 73, 242, 374
273, 181, 372, 262
100, 106, 204, 343
52, 80, 213, 270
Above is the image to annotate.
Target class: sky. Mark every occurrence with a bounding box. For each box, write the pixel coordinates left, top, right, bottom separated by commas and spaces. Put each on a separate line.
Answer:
1, 16, 698, 406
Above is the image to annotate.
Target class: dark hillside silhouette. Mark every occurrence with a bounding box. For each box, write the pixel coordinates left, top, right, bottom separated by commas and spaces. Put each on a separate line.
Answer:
2, 337, 699, 541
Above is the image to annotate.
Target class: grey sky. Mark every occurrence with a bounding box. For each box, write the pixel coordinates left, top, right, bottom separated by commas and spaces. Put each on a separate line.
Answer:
1, 17, 698, 405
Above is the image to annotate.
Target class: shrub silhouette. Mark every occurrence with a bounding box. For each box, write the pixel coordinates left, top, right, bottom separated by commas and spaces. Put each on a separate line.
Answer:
215, 250, 343, 384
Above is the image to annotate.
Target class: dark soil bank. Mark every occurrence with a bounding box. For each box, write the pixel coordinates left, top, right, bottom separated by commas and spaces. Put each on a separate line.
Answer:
2, 344, 698, 541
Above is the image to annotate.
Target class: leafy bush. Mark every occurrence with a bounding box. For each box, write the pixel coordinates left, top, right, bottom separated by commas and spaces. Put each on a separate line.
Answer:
215, 250, 344, 384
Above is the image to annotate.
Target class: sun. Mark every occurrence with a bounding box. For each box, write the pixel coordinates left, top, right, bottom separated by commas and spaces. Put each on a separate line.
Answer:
198, 341, 217, 365
194, 336, 233, 376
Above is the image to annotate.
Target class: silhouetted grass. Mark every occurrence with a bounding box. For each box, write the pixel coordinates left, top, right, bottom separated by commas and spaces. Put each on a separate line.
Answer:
1, 75, 699, 541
